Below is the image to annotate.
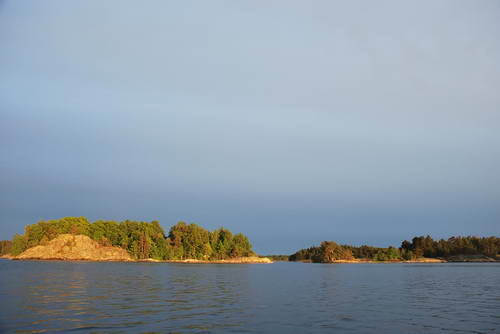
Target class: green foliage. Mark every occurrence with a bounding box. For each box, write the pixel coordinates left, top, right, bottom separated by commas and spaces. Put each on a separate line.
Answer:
169, 222, 211, 259
210, 227, 234, 259
0, 240, 12, 256
263, 255, 290, 261
316, 241, 354, 262
289, 246, 322, 262
289, 241, 353, 263
11, 234, 27, 256
6, 217, 255, 261
291, 235, 500, 263
342, 244, 405, 261
400, 249, 415, 260
90, 220, 121, 246
343, 245, 386, 259
401, 235, 500, 259
374, 247, 401, 261
231, 233, 254, 257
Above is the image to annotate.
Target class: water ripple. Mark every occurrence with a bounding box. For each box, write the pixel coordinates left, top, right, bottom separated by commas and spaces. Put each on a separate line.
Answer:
0, 261, 498, 333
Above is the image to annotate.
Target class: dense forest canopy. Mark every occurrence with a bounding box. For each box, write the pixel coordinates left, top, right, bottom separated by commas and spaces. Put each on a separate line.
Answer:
1, 217, 255, 260
0, 240, 12, 256
1, 220, 498, 263
400, 235, 499, 258
290, 236, 499, 263
289, 241, 354, 263
262, 255, 290, 261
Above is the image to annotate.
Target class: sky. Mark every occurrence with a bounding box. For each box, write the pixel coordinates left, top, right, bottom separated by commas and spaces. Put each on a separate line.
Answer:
1, 1, 499, 254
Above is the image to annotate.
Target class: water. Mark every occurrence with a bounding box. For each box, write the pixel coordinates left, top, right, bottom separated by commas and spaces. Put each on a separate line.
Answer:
0, 260, 498, 333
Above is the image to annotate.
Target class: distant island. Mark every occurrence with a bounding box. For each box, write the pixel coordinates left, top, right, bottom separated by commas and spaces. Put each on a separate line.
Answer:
1, 217, 498, 264
0, 217, 271, 263
287, 236, 500, 263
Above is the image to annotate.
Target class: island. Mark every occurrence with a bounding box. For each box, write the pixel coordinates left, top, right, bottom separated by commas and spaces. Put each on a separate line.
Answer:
0, 217, 272, 263
288, 236, 500, 263
1, 217, 498, 264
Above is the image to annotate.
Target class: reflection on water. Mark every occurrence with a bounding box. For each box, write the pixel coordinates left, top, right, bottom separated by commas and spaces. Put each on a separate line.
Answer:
0, 261, 498, 333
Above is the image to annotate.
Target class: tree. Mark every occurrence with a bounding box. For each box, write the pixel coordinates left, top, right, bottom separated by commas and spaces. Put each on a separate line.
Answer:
0, 240, 12, 256
231, 233, 254, 257
314, 241, 354, 263
210, 228, 234, 259
11, 234, 27, 256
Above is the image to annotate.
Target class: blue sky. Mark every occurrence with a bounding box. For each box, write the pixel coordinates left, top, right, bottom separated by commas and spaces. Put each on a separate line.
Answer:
1, 1, 499, 253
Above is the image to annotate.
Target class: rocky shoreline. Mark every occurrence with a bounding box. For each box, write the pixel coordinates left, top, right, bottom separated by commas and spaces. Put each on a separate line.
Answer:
293, 257, 499, 263
137, 257, 273, 264
2, 256, 497, 264
6, 257, 273, 264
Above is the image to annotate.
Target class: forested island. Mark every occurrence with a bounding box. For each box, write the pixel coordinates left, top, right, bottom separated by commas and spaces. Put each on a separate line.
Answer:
0, 217, 270, 263
289, 236, 500, 263
1, 218, 498, 263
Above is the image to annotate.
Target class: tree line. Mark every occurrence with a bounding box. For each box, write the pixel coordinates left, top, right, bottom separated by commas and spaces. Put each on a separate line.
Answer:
0, 240, 12, 256
0, 217, 255, 260
289, 235, 499, 263
400, 235, 499, 258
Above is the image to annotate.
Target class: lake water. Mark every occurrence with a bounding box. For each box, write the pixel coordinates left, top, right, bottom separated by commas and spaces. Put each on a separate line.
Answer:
0, 260, 498, 333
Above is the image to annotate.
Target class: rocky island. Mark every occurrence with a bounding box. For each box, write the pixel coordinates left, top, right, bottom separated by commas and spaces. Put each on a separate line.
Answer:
0, 217, 272, 263
14, 234, 132, 261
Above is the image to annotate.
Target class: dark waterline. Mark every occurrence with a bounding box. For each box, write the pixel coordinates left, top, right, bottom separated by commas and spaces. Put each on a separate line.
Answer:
0, 260, 498, 333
